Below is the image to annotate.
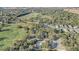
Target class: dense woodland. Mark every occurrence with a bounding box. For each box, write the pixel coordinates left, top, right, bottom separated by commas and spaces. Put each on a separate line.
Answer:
0, 7, 79, 51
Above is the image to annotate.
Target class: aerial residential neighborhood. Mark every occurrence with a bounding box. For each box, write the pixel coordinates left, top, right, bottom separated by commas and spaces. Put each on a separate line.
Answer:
0, 7, 79, 51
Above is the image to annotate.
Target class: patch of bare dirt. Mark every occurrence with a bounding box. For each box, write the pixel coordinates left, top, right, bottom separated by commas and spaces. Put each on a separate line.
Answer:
64, 8, 79, 14
57, 38, 66, 51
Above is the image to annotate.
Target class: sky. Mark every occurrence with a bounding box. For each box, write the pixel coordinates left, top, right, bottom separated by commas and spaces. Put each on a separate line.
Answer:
0, 0, 79, 7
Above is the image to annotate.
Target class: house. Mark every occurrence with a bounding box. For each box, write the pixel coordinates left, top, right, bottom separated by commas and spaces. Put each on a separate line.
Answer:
40, 31, 48, 39
50, 40, 58, 49
35, 41, 42, 49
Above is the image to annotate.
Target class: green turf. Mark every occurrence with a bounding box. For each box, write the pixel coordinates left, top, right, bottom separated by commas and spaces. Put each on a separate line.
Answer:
0, 24, 26, 50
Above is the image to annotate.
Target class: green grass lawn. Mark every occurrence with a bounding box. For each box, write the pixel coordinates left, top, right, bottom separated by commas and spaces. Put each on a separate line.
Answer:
0, 24, 26, 50
0, 13, 42, 51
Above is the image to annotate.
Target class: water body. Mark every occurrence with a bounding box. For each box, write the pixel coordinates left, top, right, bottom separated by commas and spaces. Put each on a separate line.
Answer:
17, 12, 31, 17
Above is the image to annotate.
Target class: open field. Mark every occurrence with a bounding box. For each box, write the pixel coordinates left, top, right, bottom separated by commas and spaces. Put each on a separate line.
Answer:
0, 24, 26, 50
64, 8, 79, 14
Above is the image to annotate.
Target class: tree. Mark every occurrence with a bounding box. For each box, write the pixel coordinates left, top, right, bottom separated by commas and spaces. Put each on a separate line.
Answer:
0, 23, 2, 31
